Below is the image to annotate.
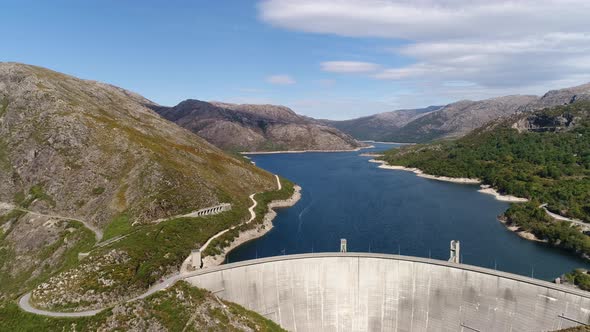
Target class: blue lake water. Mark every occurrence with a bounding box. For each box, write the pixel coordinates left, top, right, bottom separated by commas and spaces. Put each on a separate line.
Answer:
228, 143, 590, 280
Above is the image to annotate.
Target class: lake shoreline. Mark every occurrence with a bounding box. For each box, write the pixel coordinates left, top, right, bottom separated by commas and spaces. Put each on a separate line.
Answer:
361, 140, 416, 145
241, 146, 373, 155
368, 158, 590, 263
478, 186, 529, 203
368, 159, 481, 184
497, 216, 546, 243
368, 159, 530, 202
201, 185, 302, 268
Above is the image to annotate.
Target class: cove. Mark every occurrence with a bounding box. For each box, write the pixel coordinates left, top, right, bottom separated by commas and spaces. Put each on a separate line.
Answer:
228, 143, 590, 280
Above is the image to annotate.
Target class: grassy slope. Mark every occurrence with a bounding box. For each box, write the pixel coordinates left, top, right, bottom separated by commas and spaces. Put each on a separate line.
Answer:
27, 179, 295, 313
381, 102, 590, 258
0, 282, 285, 332
0, 177, 294, 330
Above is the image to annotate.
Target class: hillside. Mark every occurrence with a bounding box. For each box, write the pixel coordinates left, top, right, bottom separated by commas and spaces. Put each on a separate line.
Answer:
2, 282, 284, 331
380, 101, 590, 258
381, 95, 540, 143
322, 106, 441, 141
0, 63, 289, 327
0, 63, 276, 229
155, 100, 363, 152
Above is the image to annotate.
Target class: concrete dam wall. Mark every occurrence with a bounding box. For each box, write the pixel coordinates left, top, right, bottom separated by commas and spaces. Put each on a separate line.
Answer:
184, 253, 590, 331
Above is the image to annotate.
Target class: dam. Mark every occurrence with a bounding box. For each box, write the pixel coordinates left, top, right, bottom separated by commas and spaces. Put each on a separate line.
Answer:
184, 253, 590, 331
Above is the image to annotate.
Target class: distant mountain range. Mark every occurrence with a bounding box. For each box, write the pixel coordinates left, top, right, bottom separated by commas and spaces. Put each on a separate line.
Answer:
321, 106, 442, 141
154, 100, 363, 152
152, 81, 590, 147
326, 83, 590, 143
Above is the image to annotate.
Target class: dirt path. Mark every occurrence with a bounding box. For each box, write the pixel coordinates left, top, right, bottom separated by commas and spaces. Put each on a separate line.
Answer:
275, 174, 281, 190
18, 193, 261, 317
0, 204, 104, 242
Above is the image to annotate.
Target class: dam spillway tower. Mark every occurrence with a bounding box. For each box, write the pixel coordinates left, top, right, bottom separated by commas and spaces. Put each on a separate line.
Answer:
449, 239, 460, 263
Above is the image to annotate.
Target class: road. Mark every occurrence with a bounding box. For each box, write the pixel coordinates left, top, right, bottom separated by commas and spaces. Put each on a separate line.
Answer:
17, 192, 261, 317
541, 204, 589, 231
18, 293, 103, 317
0, 202, 103, 242
17, 175, 284, 317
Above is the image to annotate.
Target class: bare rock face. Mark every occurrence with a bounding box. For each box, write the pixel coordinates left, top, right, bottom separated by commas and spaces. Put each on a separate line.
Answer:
511, 101, 590, 133
513, 113, 578, 133
382, 95, 540, 142
155, 100, 363, 152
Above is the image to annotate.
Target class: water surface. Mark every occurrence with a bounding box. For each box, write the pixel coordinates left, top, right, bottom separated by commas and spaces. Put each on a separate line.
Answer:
229, 143, 590, 280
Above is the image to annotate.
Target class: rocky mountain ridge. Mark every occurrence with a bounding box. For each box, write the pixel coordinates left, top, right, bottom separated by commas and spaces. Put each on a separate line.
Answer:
329, 82, 590, 143
155, 100, 363, 152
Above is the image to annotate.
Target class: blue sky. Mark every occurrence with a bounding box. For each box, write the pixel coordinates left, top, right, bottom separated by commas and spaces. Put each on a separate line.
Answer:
2, 1, 589, 119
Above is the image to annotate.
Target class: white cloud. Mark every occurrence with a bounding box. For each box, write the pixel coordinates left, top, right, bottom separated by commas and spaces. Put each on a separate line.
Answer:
259, 0, 590, 105
321, 61, 380, 73
259, 0, 590, 40
266, 74, 296, 85
374, 34, 590, 88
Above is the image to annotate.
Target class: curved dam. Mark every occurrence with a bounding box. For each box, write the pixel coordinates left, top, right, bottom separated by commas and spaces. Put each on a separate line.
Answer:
184, 253, 590, 331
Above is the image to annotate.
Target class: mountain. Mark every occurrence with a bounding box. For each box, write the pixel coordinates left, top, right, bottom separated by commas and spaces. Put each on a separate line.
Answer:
330, 83, 590, 143
155, 100, 363, 152
0, 63, 277, 303
519, 82, 590, 112
321, 106, 441, 141
0, 63, 275, 228
385, 95, 540, 142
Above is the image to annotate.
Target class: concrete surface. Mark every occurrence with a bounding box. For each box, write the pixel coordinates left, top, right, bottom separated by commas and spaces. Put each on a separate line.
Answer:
185, 252, 590, 332
18, 293, 103, 317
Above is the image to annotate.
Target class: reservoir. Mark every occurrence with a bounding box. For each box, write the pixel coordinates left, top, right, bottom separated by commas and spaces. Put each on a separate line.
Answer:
228, 143, 590, 280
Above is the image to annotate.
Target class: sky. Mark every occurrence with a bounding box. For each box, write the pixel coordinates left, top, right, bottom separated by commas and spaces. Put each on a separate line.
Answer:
2, 0, 590, 120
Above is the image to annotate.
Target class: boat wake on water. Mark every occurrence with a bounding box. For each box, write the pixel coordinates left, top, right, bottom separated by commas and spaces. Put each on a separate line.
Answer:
297, 200, 314, 233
